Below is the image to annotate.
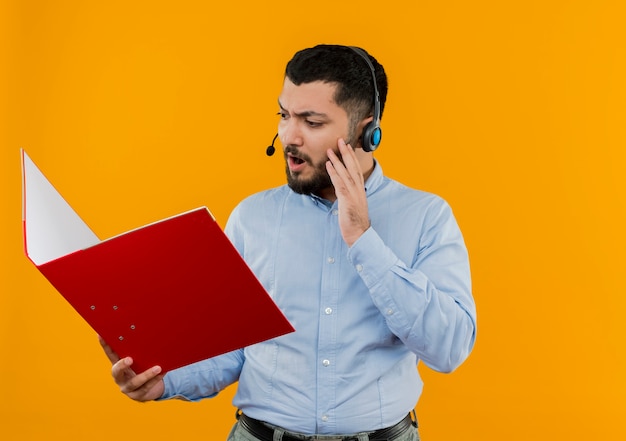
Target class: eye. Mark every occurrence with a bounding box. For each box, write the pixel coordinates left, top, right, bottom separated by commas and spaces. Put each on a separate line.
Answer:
306, 120, 323, 128
277, 111, 288, 120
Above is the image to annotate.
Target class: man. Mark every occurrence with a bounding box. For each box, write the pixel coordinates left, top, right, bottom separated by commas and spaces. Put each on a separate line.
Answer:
101, 44, 477, 441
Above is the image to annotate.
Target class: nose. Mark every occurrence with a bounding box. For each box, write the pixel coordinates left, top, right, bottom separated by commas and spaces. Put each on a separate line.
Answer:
278, 118, 303, 147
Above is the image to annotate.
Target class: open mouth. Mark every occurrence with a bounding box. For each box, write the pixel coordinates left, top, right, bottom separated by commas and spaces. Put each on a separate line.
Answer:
285, 147, 312, 173
287, 154, 307, 172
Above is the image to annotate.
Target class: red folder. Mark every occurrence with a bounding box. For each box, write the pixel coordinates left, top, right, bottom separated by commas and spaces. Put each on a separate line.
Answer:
21, 150, 294, 374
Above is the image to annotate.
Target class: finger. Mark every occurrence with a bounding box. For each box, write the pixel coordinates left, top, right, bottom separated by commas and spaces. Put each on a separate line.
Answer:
111, 356, 136, 384
338, 138, 361, 170
326, 150, 347, 190
333, 139, 364, 186
112, 357, 162, 394
120, 366, 163, 396
327, 145, 351, 179
337, 138, 357, 163
99, 335, 121, 365
326, 147, 342, 171
327, 149, 360, 194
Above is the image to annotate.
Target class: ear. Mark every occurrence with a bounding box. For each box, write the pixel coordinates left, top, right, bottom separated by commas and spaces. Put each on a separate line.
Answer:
354, 116, 374, 150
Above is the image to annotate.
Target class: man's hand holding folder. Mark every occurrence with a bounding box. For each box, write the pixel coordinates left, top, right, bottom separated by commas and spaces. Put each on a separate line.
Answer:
99, 336, 164, 402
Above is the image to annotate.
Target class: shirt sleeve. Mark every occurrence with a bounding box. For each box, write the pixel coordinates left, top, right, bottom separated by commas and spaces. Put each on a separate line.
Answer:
159, 348, 245, 401
346, 198, 476, 373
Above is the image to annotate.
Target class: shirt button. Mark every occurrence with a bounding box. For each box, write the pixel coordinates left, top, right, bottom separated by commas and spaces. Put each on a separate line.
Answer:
321, 415, 329, 422
327, 257, 335, 264
332, 209, 339, 216
387, 309, 394, 315
322, 359, 331, 367
355, 264, 363, 272
324, 307, 333, 315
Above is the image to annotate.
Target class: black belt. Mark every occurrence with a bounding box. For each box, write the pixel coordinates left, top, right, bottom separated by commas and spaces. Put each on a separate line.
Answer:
238, 412, 415, 441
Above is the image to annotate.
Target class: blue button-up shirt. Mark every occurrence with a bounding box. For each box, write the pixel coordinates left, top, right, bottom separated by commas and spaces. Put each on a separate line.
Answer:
162, 161, 476, 435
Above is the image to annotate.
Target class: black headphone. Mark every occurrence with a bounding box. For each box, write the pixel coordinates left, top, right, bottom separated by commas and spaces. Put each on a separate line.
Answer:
266, 46, 382, 156
349, 46, 382, 152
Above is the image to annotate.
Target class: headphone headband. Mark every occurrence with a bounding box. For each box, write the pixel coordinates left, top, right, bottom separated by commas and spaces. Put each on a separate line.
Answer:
348, 46, 382, 152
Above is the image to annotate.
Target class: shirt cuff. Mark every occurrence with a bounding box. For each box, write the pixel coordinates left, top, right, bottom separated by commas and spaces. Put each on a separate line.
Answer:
158, 367, 217, 402
347, 227, 399, 289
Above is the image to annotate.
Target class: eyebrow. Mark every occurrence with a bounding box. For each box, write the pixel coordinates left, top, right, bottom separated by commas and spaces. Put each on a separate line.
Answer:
278, 100, 329, 119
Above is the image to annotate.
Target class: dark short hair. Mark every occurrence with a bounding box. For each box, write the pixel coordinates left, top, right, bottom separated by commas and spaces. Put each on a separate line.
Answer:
285, 44, 388, 124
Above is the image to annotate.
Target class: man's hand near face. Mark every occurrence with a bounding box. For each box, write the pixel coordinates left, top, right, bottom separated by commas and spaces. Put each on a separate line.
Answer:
325, 138, 371, 247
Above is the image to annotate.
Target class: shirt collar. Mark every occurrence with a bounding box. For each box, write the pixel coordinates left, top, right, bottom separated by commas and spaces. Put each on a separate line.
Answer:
364, 159, 384, 195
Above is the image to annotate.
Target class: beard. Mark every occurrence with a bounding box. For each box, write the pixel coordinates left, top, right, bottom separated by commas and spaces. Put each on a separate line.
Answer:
284, 146, 333, 196
283, 126, 359, 196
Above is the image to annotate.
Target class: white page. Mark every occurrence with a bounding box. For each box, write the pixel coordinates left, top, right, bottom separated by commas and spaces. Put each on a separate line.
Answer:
22, 150, 101, 266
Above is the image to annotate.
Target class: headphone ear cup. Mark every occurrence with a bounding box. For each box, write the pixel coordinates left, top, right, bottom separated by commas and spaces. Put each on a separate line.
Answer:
361, 122, 382, 152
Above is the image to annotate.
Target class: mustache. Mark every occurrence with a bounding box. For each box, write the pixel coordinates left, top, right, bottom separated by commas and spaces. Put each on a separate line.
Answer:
284, 145, 313, 164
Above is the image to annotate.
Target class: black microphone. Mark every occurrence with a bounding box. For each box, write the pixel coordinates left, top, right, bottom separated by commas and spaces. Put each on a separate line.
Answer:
266, 133, 278, 156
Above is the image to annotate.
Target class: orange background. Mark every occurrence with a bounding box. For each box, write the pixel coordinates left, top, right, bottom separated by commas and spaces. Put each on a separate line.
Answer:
2, 1, 625, 439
